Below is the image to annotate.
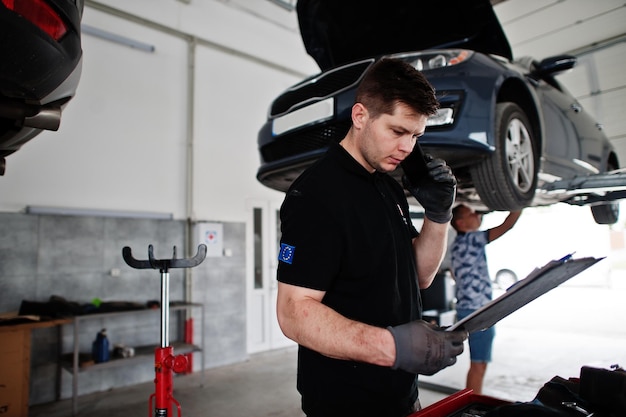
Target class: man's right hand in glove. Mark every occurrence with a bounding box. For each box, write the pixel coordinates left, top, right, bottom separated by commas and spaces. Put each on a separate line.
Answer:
387, 320, 467, 375
403, 155, 456, 224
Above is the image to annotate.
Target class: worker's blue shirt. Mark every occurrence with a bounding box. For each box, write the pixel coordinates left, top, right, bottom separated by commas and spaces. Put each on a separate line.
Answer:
451, 230, 492, 310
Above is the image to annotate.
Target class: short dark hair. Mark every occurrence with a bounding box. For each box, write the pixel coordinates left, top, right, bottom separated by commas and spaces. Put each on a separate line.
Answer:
355, 58, 439, 119
451, 204, 470, 231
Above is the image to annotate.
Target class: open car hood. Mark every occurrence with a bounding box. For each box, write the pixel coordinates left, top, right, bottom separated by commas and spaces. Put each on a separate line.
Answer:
297, 0, 513, 71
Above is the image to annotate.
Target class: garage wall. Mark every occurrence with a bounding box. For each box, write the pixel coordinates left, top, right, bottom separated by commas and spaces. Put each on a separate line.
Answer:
192, 45, 293, 221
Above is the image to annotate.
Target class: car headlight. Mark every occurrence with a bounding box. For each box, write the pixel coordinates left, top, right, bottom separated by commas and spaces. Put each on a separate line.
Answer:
394, 50, 474, 70
427, 108, 454, 127
427, 91, 464, 128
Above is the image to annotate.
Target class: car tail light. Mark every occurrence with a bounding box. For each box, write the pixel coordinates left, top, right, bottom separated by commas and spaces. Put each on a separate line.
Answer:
2, 0, 68, 40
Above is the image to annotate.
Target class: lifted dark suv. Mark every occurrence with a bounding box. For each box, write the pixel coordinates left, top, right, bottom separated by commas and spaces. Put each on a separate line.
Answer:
257, 0, 620, 224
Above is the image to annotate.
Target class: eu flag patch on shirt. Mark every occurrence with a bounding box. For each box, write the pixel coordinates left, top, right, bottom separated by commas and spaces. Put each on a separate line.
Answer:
278, 243, 295, 264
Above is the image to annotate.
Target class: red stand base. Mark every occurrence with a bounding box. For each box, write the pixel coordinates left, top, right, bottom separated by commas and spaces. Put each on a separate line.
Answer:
149, 346, 188, 417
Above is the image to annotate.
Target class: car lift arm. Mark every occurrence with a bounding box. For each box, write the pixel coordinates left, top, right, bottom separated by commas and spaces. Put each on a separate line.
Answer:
541, 170, 626, 205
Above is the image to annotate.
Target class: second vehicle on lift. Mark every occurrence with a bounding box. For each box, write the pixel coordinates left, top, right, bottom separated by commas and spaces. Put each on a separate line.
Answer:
0, 0, 84, 175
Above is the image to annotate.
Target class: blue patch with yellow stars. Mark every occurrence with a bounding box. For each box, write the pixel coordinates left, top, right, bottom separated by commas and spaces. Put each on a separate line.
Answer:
278, 243, 295, 264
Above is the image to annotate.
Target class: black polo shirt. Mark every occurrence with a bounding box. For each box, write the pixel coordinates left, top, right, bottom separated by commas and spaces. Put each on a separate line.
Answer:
277, 143, 422, 416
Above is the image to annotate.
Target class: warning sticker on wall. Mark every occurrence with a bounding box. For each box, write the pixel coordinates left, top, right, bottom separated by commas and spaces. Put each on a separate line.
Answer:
196, 222, 224, 257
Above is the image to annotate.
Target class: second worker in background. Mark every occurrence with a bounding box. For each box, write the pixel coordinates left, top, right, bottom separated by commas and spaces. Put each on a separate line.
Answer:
450, 205, 523, 395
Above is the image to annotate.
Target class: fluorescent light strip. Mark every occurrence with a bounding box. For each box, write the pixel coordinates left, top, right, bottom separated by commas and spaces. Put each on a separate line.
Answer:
25, 206, 173, 220
82, 24, 155, 53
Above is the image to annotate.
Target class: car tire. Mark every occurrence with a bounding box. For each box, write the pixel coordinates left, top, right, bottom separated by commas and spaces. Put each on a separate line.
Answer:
494, 268, 518, 290
591, 203, 619, 225
471, 102, 538, 211
591, 161, 620, 224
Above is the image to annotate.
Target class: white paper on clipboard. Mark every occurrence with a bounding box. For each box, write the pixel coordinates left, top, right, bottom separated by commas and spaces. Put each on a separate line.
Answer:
446, 255, 603, 334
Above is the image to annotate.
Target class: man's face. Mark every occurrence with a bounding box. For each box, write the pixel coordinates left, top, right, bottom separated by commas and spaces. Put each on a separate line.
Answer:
455, 206, 483, 231
356, 102, 428, 173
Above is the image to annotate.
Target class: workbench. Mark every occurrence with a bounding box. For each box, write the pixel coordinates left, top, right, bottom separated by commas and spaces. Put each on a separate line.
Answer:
0, 317, 71, 417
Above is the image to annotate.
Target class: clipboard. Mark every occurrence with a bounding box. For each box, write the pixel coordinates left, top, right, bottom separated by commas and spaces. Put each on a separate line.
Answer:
447, 255, 603, 334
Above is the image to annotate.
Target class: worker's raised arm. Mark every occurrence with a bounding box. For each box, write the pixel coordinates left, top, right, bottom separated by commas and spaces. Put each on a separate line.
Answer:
488, 210, 522, 242
403, 155, 457, 288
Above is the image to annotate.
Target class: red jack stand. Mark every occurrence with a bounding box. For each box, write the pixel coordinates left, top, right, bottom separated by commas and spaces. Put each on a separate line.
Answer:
123, 244, 206, 417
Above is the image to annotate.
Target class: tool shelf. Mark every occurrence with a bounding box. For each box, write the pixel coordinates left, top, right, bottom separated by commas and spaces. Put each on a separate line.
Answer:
60, 302, 204, 415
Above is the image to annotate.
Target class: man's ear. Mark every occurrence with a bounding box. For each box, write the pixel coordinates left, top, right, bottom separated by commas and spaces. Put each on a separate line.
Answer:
351, 102, 368, 129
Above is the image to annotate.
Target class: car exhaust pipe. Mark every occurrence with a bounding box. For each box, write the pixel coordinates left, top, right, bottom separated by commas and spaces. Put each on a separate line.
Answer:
0, 101, 62, 131
23, 107, 62, 131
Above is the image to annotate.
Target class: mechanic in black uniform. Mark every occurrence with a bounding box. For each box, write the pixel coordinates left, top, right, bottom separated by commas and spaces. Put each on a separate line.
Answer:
276, 58, 467, 417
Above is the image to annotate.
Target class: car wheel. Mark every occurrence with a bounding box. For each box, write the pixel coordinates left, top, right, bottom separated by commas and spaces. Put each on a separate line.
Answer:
494, 268, 518, 290
591, 203, 619, 225
471, 102, 538, 210
591, 161, 620, 224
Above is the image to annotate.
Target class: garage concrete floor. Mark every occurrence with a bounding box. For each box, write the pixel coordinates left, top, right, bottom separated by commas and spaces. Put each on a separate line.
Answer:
28, 346, 448, 417
30, 276, 626, 417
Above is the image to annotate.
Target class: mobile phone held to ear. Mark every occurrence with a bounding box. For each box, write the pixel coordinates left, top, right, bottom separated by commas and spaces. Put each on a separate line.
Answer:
401, 141, 429, 186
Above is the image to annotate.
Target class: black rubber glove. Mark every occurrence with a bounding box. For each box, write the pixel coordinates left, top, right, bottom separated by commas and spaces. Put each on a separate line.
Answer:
403, 155, 457, 224
387, 320, 466, 376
